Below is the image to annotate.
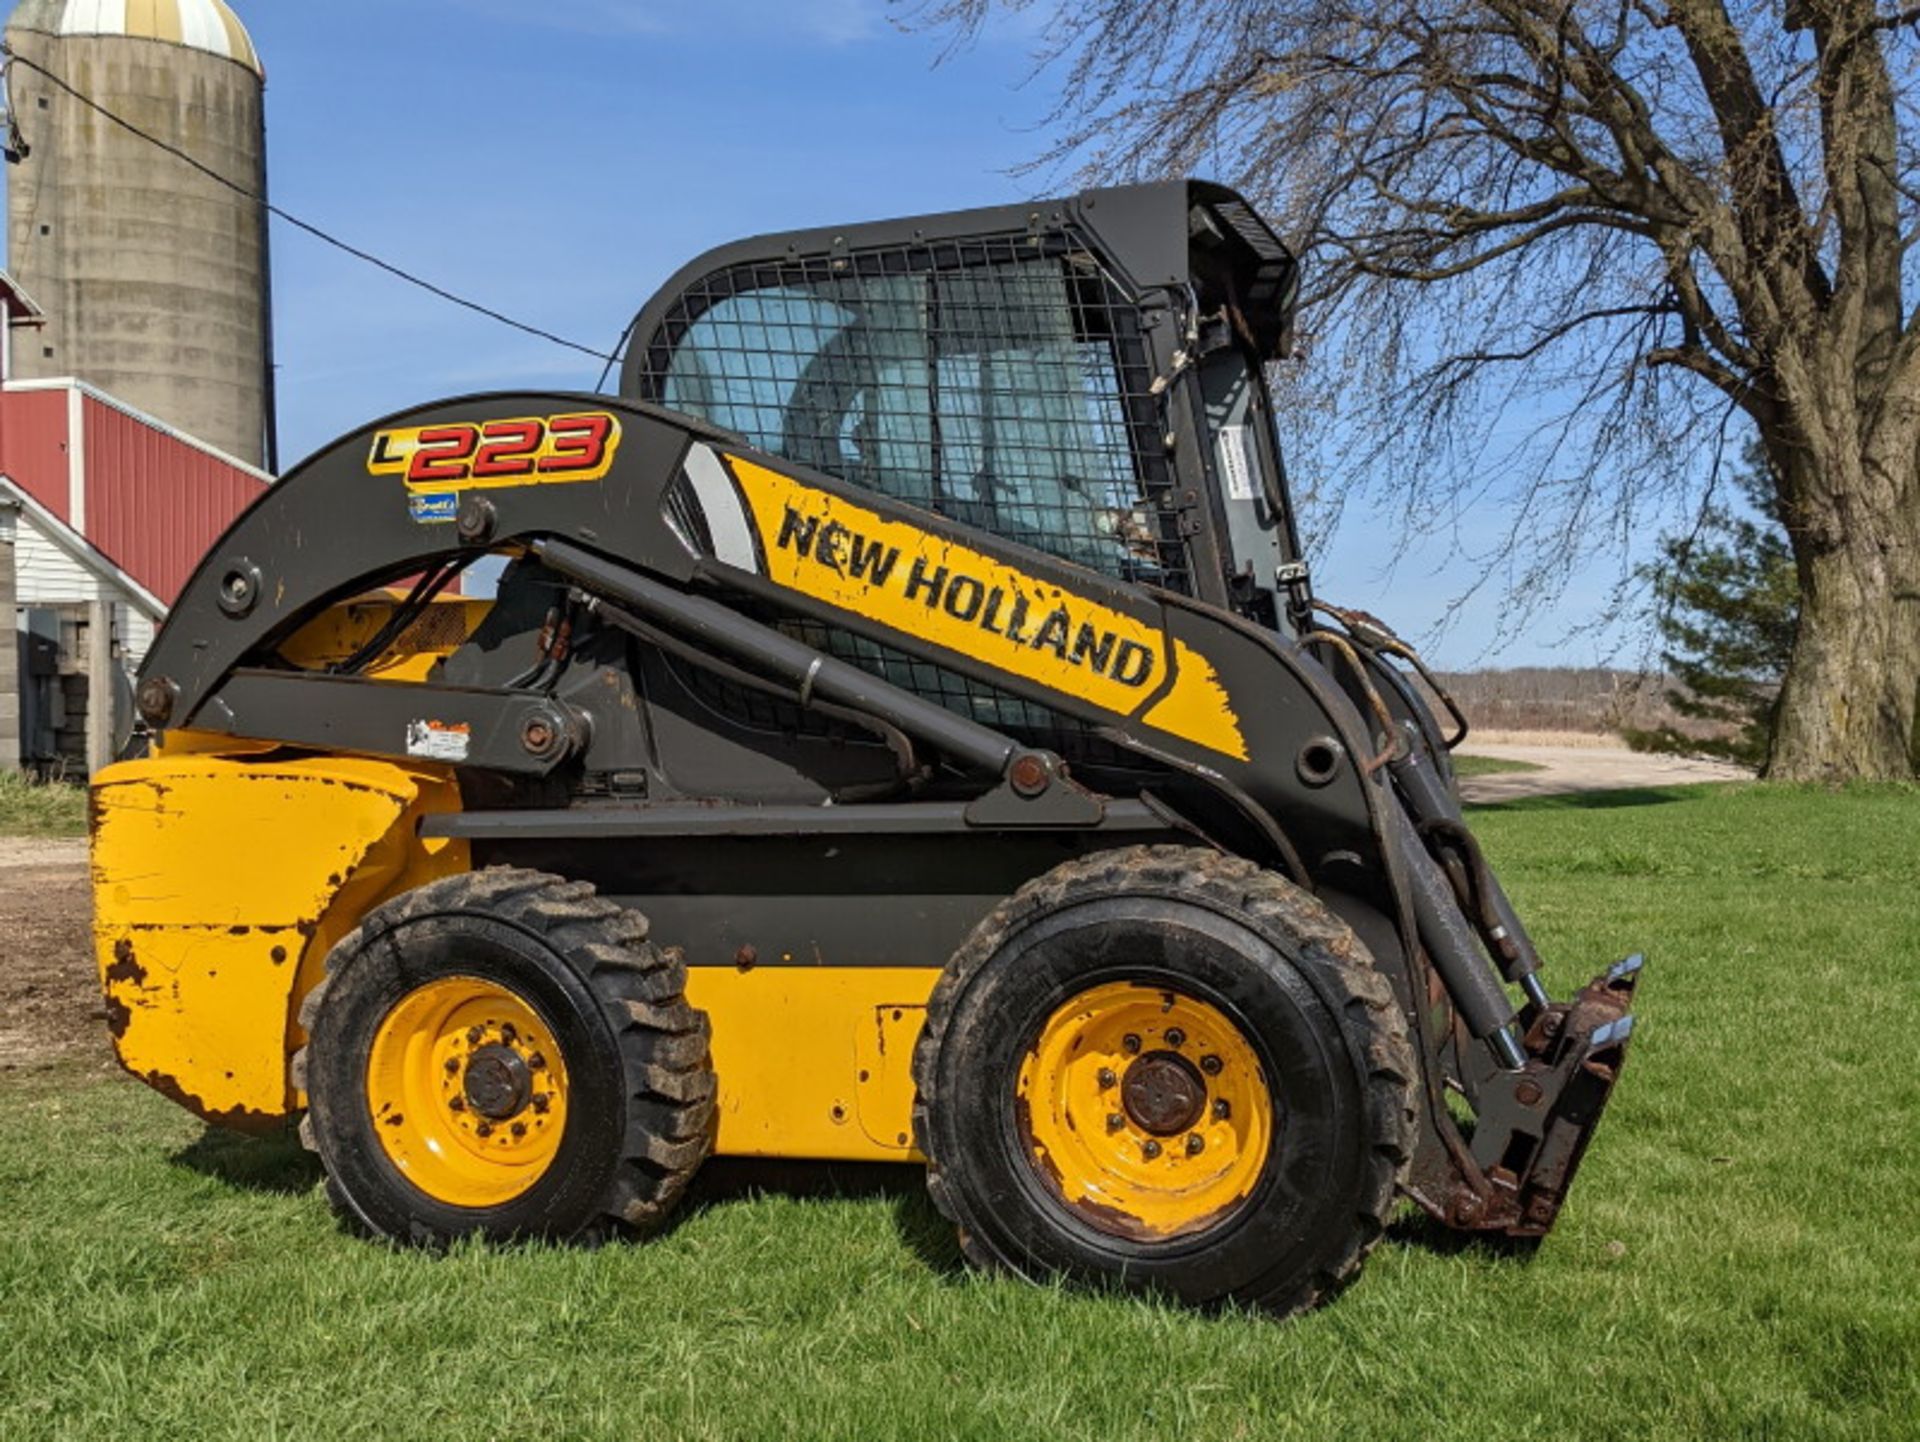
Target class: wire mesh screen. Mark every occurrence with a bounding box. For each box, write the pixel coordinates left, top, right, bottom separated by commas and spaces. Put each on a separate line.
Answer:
633, 234, 1188, 591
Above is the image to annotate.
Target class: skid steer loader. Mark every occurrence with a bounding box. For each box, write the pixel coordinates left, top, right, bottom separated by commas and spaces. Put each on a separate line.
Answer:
91, 181, 1641, 1314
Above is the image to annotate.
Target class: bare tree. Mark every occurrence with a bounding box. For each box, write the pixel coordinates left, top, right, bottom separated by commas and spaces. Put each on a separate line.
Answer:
915, 0, 1920, 780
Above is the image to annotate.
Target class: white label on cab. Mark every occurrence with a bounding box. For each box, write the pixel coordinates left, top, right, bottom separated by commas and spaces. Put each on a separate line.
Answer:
1218, 425, 1259, 502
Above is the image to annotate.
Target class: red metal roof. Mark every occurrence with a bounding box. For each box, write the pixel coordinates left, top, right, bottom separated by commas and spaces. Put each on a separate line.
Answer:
0, 382, 268, 605
83, 395, 267, 604
0, 387, 75, 523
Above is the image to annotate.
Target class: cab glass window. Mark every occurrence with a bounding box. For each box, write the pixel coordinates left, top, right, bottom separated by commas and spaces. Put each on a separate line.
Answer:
643, 251, 1185, 587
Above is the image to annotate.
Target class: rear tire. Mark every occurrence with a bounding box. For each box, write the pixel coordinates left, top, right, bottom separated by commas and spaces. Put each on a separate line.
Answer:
911, 845, 1415, 1315
295, 868, 713, 1245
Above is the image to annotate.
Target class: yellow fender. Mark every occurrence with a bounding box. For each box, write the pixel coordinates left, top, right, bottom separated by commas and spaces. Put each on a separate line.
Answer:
91, 750, 468, 1129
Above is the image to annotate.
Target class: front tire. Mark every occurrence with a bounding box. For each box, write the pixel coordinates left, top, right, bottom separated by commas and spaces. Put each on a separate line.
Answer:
912, 846, 1415, 1315
296, 868, 713, 1245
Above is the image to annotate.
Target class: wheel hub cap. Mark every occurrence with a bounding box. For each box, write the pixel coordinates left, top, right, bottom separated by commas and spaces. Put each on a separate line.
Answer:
463, 1043, 532, 1120
1121, 1051, 1206, 1135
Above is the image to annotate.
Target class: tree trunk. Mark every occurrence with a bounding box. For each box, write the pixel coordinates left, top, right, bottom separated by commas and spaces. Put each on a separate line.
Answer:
1767, 439, 1920, 781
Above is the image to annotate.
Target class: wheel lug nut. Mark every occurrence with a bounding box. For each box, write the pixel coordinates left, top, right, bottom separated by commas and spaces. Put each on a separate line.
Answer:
466, 1026, 483, 1044
475, 1122, 492, 1138
1141, 1139, 1161, 1160
501, 1023, 518, 1043
1212, 1098, 1230, 1121
531, 1093, 551, 1115
444, 1057, 460, 1074
511, 1121, 527, 1138
1165, 1027, 1186, 1048
1106, 1112, 1125, 1133
1186, 1133, 1205, 1156
1200, 1054, 1222, 1075
528, 1053, 547, 1072
448, 1096, 465, 1112
1122, 1033, 1141, 1055
1097, 1068, 1117, 1089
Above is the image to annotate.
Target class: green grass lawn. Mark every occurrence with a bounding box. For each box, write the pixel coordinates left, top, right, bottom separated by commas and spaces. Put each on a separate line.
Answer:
0, 770, 88, 837
4, 784, 1916, 1440
1450, 753, 1548, 777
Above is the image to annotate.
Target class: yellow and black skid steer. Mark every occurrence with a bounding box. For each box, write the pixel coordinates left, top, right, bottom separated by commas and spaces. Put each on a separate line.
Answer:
92, 180, 1641, 1314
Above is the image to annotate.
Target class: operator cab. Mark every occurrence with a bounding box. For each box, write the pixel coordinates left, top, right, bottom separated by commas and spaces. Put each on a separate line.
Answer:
622, 180, 1307, 632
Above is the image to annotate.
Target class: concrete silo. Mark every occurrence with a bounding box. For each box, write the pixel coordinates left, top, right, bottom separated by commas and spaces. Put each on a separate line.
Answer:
3, 0, 271, 469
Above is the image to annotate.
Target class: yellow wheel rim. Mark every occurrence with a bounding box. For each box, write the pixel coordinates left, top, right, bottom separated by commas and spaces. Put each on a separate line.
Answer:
365, 976, 570, 1208
1015, 981, 1274, 1241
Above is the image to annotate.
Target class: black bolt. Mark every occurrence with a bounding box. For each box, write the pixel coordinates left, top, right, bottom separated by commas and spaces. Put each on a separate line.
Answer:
448, 1096, 465, 1112
1142, 1139, 1162, 1160
1106, 1112, 1125, 1133
1165, 1027, 1186, 1048
475, 1121, 493, 1138
456, 495, 497, 544
444, 1057, 460, 1074
528, 1053, 547, 1072
531, 1093, 551, 1115
1186, 1133, 1205, 1156
1122, 1033, 1142, 1055
1200, 1054, 1223, 1076
466, 1026, 483, 1044
501, 1022, 518, 1043
510, 1121, 527, 1138
1097, 1068, 1117, 1089
1212, 1098, 1230, 1121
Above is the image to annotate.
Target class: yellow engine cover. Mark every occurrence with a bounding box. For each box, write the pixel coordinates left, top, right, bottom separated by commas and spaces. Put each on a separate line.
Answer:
91, 750, 468, 1129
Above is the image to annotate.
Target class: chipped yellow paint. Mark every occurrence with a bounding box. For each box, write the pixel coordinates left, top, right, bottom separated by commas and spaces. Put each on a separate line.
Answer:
684, 965, 937, 1161
725, 455, 1249, 761
91, 753, 469, 1128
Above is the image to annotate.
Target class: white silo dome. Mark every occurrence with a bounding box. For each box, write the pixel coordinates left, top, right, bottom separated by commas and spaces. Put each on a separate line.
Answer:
6, 0, 262, 77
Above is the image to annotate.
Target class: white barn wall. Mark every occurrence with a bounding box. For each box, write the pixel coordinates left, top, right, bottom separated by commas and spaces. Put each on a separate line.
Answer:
15, 508, 105, 601
4, 504, 164, 690
119, 604, 155, 667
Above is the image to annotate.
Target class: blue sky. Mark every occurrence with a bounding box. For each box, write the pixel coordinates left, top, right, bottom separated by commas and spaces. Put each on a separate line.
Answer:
36, 0, 1655, 667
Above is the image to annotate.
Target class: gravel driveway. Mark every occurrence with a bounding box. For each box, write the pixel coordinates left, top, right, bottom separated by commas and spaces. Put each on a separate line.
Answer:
1456, 741, 1751, 804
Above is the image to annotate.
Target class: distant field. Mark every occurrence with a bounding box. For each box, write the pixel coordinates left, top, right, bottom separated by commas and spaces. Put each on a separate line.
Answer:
1434, 667, 1720, 742
2, 783, 1914, 1439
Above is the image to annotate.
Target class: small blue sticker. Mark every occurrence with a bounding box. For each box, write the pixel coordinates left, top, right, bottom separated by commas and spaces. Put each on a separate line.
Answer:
409, 491, 459, 524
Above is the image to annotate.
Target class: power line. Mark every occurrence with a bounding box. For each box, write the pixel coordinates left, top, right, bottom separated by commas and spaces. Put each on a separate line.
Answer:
1, 44, 615, 364
594, 316, 638, 393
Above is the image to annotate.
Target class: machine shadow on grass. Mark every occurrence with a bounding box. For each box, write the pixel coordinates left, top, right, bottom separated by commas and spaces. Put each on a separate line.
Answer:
171, 1124, 322, 1196
170, 1132, 1547, 1277
684, 1158, 966, 1275
1465, 785, 1703, 815
167, 1132, 966, 1271
1385, 1206, 1544, 1261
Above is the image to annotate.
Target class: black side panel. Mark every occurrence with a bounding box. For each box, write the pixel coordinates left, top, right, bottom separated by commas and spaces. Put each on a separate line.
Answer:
473, 832, 1182, 969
